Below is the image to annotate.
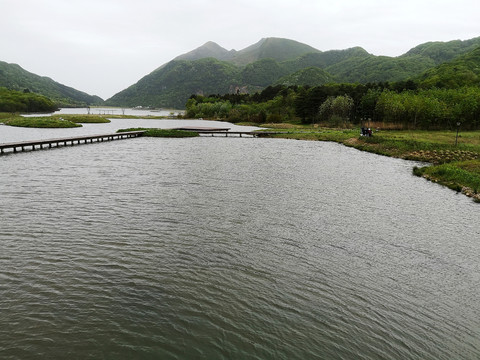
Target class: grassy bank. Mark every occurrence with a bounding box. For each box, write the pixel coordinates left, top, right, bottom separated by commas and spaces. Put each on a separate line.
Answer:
0, 113, 110, 128
3, 115, 82, 128
260, 124, 480, 202
64, 115, 111, 124
117, 128, 199, 138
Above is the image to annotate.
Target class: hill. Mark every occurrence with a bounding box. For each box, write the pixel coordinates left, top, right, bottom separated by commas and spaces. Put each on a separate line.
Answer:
106, 38, 322, 108
325, 54, 436, 83
281, 47, 371, 73
274, 67, 337, 86
417, 46, 480, 88
175, 37, 321, 66
106, 36, 480, 109
174, 41, 236, 62
401, 37, 480, 64
106, 58, 241, 109
0, 61, 103, 106
228, 37, 321, 66
0, 87, 58, 112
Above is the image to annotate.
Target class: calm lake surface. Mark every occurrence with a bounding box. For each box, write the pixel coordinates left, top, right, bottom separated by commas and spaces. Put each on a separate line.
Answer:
1, 118, 479, 359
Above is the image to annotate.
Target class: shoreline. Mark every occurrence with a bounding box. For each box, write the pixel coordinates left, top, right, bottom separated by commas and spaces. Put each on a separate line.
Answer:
256, 124, 480, 203
2, 113, 479, 202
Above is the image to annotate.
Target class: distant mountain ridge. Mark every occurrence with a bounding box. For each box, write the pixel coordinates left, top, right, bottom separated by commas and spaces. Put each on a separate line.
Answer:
0, 61, 103, 106
417, 45, 480, 88
174, 41, 237, 62
106, 36, 480, 109
402, 36, 480, 64
106, 37, 356, 108
5, 36, 477, 110
174, 38, 321, 66
229, 38, 321, 66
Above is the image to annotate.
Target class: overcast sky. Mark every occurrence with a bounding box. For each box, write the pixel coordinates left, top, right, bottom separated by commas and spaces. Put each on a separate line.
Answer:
1, 0, 479, 99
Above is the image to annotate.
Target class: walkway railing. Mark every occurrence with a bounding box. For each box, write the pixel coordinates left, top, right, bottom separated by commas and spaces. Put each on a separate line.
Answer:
0, 131, 145, 154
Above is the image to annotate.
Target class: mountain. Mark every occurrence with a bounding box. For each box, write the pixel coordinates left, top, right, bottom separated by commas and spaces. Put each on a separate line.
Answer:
0, 61, 103, 106
241, 58, 285, 87
279, 47, 373, 82
174, 41, 236, 62
401, 37, 480, 64
106, 58, 241, 109
325, 54, 436, 83
275, 67, 337, 87
417, 46, 480, 88
106, 36, 480, 109
175, 38, 321, 66
106, 37, 321, 108
228, 38, 321, 66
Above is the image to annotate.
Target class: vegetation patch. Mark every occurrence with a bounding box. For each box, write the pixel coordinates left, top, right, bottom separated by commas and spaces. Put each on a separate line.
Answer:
117, 128, 199, 138
61, 115, 110, 123
1, 114, 110, 128
3, 115, 81, 128
0, 87, 58, 113
0, 62, 102, 107
413, 161, 480, 201
405, 149, 479, 164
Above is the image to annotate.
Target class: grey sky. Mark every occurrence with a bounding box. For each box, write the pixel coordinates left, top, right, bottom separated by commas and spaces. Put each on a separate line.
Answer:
1, 0, 479, 99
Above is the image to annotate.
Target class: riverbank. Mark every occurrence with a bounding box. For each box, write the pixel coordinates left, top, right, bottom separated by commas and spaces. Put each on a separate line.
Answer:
2, 112, 479, 202
256, 123, 480, 202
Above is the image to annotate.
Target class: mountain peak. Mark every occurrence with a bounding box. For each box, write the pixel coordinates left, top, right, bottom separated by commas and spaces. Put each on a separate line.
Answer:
226, 37, 321, 66
174, 37, 321, 66
174, 41, 235, 62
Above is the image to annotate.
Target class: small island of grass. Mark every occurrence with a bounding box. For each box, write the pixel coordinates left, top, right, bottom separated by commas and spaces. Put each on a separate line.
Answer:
64, 115, 111, 124
3, 116, 82, 128
1, 113, 111, 128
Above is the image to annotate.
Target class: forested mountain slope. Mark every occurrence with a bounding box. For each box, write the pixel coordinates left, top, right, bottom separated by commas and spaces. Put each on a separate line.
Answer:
107, 36, 480, 108
417, 46, 480, 88
0, 61, 103, 106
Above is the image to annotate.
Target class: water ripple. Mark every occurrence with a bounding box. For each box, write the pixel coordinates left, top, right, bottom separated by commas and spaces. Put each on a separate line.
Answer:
1, 138, 479, 359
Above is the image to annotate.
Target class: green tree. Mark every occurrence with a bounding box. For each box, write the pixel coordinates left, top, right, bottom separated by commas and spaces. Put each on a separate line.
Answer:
359, 88, 382, 123
332, 95, 354, 124
375, 90, 406, 126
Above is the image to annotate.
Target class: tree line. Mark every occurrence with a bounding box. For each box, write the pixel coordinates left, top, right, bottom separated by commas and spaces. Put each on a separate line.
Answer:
185, 82, 480, 130
0, 87, 58, 113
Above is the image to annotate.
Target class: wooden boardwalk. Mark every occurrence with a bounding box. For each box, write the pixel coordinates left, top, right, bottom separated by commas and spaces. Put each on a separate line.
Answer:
196, 131, 280, 137
0, 128, 281, 155
0, 131, 145, 154
171, 126, 280, 137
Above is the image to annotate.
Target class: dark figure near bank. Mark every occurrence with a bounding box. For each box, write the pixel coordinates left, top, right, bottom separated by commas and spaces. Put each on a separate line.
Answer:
361, 127, 373, 137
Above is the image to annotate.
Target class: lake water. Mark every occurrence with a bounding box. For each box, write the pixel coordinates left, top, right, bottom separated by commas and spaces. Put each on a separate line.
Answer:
1, 119, 479, 359
0, 117, 260, 143
24, 107, 182, 117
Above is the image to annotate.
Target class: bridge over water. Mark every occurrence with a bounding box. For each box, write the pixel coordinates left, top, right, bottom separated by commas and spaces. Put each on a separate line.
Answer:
0, 128, 281, 155
0, 131, 146, 154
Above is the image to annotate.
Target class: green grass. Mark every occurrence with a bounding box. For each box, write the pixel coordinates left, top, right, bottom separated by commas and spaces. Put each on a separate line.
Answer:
61, 115, 110, 123
117, 128, 199, 138
1, 113, 110, 127
0, 112, 13, 120
3, 116, 81, 128
414, 161, 480, 197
